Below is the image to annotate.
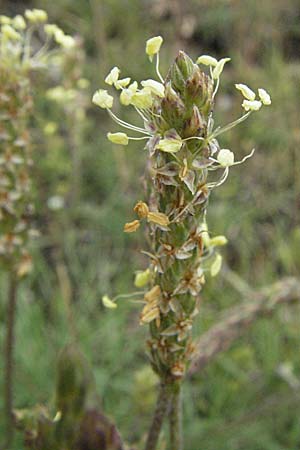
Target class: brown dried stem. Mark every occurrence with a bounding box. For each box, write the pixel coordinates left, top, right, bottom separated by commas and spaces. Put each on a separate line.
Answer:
189, 277, 300, 375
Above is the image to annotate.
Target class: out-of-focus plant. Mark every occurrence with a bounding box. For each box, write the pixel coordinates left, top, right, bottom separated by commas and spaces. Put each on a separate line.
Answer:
0, 10, 76, 448
93, 37, 271, 450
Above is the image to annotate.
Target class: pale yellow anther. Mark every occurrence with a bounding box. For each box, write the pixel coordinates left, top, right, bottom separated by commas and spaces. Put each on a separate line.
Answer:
146, 36, 163, 58
147, 211, 170, 227
105, 66, 120, 86
258, 88, 271, 106
124, 220, 140, 233
107, 132, 129, 145
196, 55, 218, 66
92, 89, 114, 109
235, 83, 256, 101
242, 99, 262, 111
212, 57, 231, 80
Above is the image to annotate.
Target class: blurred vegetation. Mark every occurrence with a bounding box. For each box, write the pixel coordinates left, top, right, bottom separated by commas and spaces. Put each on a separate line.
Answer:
0, 0, 300, 449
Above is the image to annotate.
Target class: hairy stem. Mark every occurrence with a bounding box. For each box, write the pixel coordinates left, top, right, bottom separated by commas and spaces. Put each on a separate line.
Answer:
144, 381, 171, 450
3, 273, 18, 449
169, 384, 183, 450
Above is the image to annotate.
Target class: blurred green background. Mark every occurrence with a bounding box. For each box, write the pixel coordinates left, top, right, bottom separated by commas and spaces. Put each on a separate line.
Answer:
1, 0, 300, 449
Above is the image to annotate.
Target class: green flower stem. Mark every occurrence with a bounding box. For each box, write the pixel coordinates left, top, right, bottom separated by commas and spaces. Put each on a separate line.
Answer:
169, 383, 183, 450
145, 381, 172, 450
3, 273, 18, 450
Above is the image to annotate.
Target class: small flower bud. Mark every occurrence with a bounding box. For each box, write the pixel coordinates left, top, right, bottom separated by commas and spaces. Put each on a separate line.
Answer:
134, 268, 151, 288
196, 55, 218, 66
258, 88, 271, 105
147, 211, 170, 227
134, 201, 149, 218
107, 132, 129, 145
105, 66, 120, 86
102, 295, 117, 309
92, 89, 114, 109
235, 83, 256, 101
242, 99, 262, 111
145, 36, 163, 58
124, 220, 140, 233
217, 149, 234, 167
212, 57, 231, 79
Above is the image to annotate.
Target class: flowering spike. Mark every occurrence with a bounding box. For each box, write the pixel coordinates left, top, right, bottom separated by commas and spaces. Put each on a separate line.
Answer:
93, 36, 271, 404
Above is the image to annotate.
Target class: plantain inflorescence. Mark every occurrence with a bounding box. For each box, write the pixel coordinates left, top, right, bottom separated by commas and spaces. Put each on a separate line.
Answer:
93, 37, 271, 383
0, 11, 75, 277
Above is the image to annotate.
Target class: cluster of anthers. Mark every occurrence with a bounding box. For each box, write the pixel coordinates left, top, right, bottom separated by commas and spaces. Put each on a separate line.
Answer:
94, 36, 271, 379
0, 9, 75, 69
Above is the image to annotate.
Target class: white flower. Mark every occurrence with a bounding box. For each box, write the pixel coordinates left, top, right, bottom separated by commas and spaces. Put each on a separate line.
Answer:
156, 138, 182, 153
242, 99, 262, 111
105, 66, 120, 86
235, 83, 256, 101
212, 58, 231, 79
107, 132, 129, 145
258, 88, 271, 106
196, 55, 218, 66
217, 149, 234, 166
141, 79, 165, 97
146, 36, 163, 58
92, 89, 114, 109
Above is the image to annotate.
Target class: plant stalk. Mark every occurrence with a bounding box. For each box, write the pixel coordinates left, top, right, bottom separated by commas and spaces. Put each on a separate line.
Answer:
169, 384, 183, 450
144, 381, 171, 450
3, 273, 18, 449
